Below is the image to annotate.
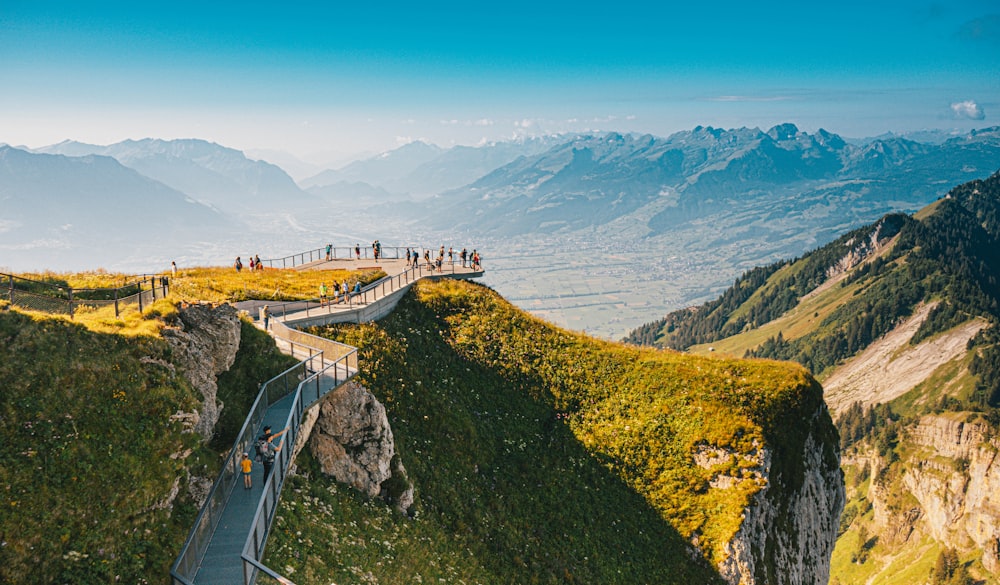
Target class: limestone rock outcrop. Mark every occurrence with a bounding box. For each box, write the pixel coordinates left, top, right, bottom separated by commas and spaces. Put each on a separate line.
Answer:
308, 381, 414, 515
162, 303, 241, 440
867, 413, 1000, 573
718, 405, 845, 585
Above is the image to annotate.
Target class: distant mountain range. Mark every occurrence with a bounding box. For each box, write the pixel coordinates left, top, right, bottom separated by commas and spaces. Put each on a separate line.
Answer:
301, 136, 566, 199
3, 126, 998, 332
0, 145, 231, 270
36, 138, 313, 212
418, 124, 1000, 238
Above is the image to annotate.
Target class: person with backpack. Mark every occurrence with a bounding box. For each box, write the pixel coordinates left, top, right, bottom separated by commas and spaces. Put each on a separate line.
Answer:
258, 426, 288, 479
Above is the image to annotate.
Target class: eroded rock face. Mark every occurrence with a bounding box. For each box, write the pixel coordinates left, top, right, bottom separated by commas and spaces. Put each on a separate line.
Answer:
718, 405, 845, 585
309, 381, 414, 514
162, 303, 241, 440
869, 414, 1000, 573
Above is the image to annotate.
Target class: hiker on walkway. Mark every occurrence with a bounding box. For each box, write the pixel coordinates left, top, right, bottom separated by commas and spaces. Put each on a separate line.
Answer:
372, 240, 379, 261
234, 256, 243, 272
355, 244, 361, 260
472, 250, 481, 270
260, 426, 288, 479
319, 282, 328, 306
255, 254, 261, 270
341, 281, 349, 304
423, 249, 431, 268
406, 248, 411, 265
261, 305, 270, 330
412, 249, 420, 268
326, 244, 332, 261
171, 261, 178, 277
352, 281, 361, 301
460, 248, 468, 267
248, 256, 256, 271
448, 247, 454, 264
241, 453, 253, 489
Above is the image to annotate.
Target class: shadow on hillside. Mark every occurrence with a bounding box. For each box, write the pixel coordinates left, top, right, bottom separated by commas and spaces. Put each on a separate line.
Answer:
318, 292, 728, 584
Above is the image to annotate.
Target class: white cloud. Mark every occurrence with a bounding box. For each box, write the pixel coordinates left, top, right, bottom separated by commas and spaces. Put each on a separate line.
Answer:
950, 100, 986, 120
439, 119, 460, 125
472, 118, 494, 126
514, 119, 534, 128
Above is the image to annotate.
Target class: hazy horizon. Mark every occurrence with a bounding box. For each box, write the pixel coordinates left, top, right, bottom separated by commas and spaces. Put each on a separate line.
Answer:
2, 1, 997, 167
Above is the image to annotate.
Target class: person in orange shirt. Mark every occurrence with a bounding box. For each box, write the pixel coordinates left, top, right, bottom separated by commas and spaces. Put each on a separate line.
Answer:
241, 452, 253, 489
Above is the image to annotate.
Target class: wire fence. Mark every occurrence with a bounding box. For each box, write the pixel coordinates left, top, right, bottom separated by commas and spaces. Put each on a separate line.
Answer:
1, 272, 170, 318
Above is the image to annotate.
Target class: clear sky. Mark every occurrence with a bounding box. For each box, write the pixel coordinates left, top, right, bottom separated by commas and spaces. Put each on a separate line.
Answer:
1, 1, 997, 165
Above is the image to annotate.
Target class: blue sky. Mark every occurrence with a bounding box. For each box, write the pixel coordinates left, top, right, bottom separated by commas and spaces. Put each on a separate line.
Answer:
1, 1, 997, 164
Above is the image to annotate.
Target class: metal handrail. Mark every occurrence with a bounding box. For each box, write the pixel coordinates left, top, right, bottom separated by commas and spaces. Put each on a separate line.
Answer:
169, 358, 314, 585
260, 260, 480, 324
170, 247, 479, 585
240, 348, 357, 585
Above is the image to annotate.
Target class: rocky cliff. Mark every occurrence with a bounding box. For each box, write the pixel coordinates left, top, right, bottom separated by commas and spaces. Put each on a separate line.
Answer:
301, 380, 414, 515
861, 414, 1000, 574
719, 405, 846, 585
162, 303, 242, 439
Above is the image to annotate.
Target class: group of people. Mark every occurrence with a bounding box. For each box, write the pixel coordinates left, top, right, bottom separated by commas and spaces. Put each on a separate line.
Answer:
234, 254, 264, 272
319, 280, 363, 306
402, 246, 481, 271
241, 425, 287, 489
238, 244, 480, 274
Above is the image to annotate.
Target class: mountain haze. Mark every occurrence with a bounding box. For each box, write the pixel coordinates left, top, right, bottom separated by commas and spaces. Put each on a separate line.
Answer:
0, 146, 230, 270
36, 138, 312, 212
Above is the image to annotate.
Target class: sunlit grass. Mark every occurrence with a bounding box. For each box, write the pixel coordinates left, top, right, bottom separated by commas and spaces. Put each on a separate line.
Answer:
158, 266, 386, 303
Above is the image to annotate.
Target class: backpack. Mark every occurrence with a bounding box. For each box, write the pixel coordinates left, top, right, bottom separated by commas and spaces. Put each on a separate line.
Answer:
254, 436, 267, 462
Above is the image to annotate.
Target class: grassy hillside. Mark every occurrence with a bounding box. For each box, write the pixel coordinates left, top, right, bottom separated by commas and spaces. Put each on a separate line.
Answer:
0, 269, 314, 584
0, 300, 202, 583
265, 278, 836, 584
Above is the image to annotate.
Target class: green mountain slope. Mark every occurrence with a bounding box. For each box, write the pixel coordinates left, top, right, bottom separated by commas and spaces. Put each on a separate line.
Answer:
626, 171, 1000, 584
266, 278, 841, 584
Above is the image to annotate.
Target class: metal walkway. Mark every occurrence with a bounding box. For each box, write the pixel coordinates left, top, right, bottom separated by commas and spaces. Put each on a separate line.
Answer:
171, 252, 482, 585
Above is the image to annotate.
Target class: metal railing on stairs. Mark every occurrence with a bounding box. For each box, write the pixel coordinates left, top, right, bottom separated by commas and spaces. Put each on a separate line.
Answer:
169, 333, 358, 585
240, 352, 354, 585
